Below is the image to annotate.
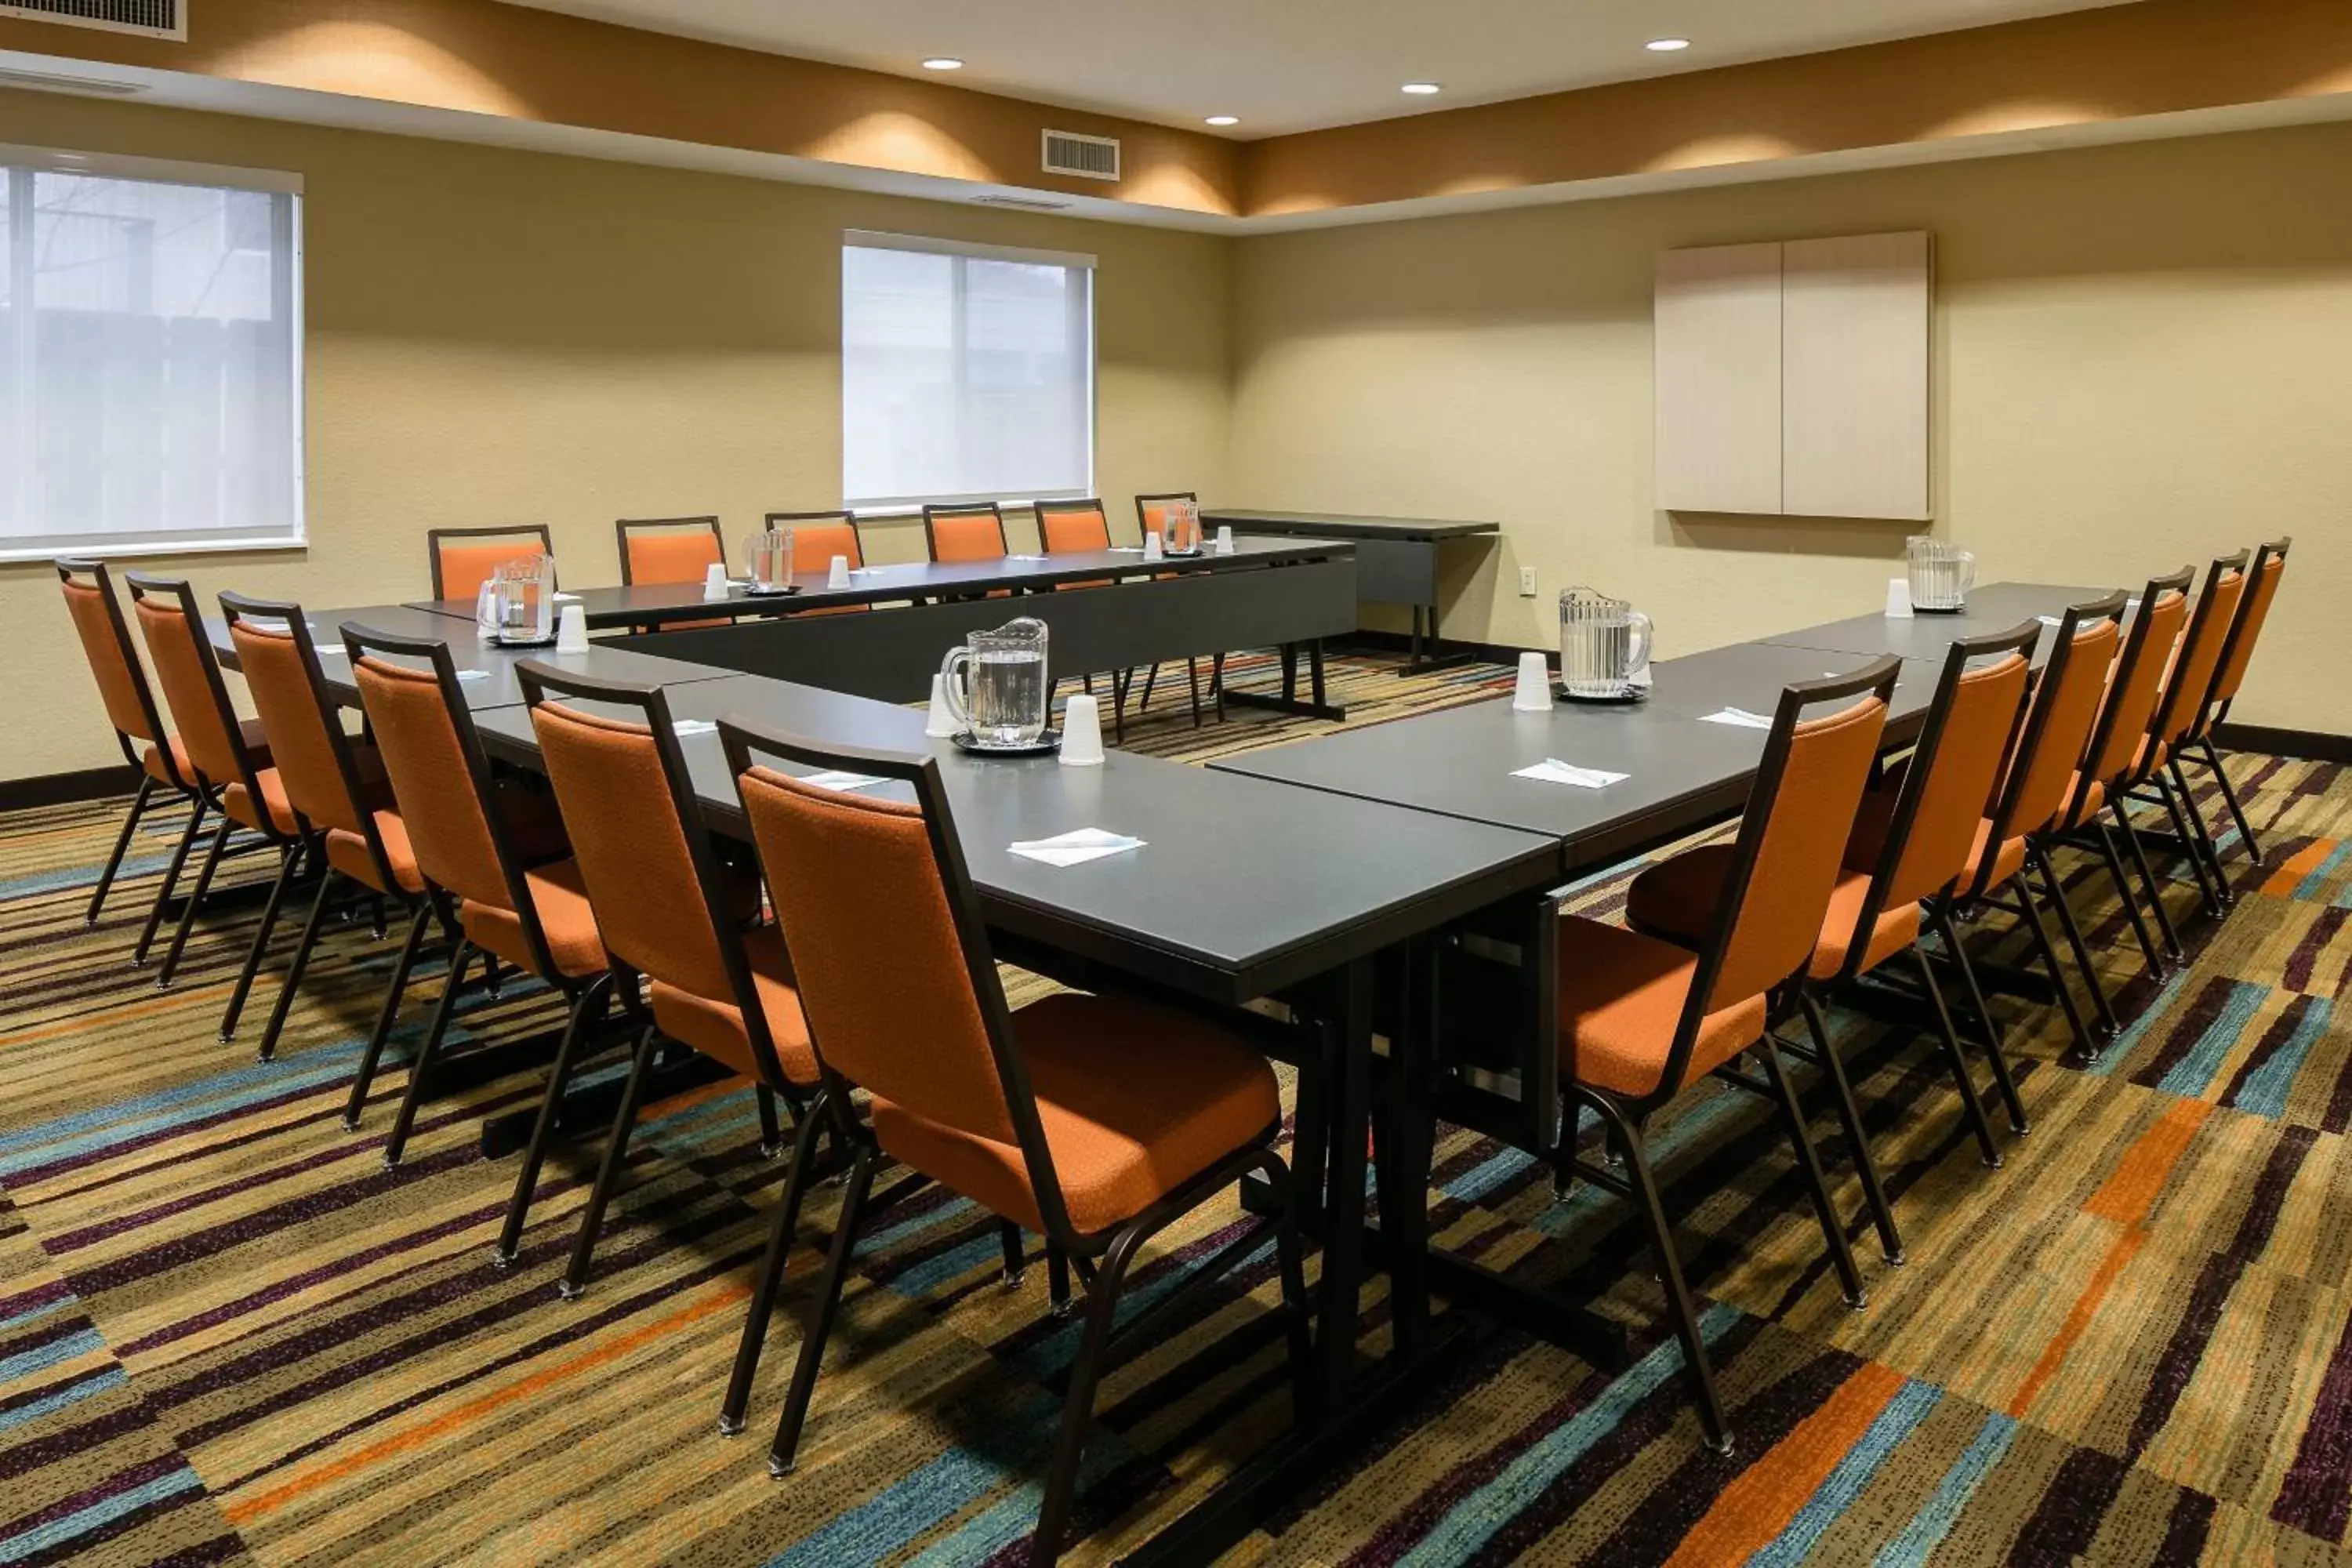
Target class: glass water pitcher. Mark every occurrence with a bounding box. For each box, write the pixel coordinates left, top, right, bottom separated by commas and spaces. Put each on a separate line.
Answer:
939, 617, 1051, 747
1906, 538, 1977, 612
745, 528, 794, 594
490, 557, 557, 646
1160, 498, 1203, 557
1558, 586, 1653, 700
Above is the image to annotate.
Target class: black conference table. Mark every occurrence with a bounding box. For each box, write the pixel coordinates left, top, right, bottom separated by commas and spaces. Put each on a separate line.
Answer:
467, 671, 1567, 1566
1761, 581, 2118, 666
1202, 508, 1501, 673
410, 536, 1360, 720
202, 605, 740, 712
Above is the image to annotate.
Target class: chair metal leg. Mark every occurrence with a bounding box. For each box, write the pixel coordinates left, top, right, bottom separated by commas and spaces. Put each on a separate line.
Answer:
2152, 773, 2226, 918
1757, 1036, 1867, 1309
2031, 844, 2118, 1040
2198, 738, 2263, 865
86, 778, 157, 927
1212, 653, 1227, 721
2093, 822, 2167, 978
2113, 801, 2184, 963
252, 866, 337, 1061
382, 939, 474, 1167
1586, 1093, 1730, 1451
558, 1024, 662, 1299
1185, 657, 1203, 728
132, 795, 206, 968
218, 840, 304, 1041
756, 1085, 783, 1160
2008, 871, 2097, 1059
493, 975, 612, 1268
1138, 662, 1161, 712
721, 1088, 831, 1435
1266, 1160, 1315, 1426
343, 902, 433, 1130
1047, 1243, 1073, 1318
769, 1140, 878, 1476
1109, 670, 1128, 743
1795, 990, 1903, 1265
2168, 759, 2233, 908
1031, 1226, 1146, 1568
1911, 946, 2002, 1167
998, 1218, 1028, 1287
1936, 909, 2028, 1136
157, 817, 234, 987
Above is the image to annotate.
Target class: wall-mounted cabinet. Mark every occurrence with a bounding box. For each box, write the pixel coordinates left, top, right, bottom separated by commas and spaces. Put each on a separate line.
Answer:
1655, 230, 1930, 521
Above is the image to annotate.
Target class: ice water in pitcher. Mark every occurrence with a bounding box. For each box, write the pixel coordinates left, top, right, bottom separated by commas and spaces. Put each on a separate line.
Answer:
1558, 587, 1653, 700
939, 618, 1051, 747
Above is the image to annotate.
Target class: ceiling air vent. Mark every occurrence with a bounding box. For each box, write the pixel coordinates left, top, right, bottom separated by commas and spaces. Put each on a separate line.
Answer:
1041, 129, 1120, 183
0, 0, 183, 41
974, 194, 1073, 212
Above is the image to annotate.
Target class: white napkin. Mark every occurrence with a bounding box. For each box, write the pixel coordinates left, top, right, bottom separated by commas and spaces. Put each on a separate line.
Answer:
455, 669, 489, 683
553, 593, 580, 603
1512, 759, 1628, 789
1006, 554, 1049, 562
1008, 828, 1146, 868
313, 645, 348, 659
1106, 546, 1148, 554
673, 719, 718, 737
1700, 707, 1775, 730
800, 770, 885, 792
2037, 614, 2063, 626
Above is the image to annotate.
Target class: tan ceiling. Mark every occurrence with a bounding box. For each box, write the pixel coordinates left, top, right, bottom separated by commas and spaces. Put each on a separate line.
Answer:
496, 0, 2144, 138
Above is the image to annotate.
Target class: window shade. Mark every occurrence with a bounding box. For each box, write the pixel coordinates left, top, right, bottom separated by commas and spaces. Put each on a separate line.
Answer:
842, 232, 1094, 510
0, 152, 304, 560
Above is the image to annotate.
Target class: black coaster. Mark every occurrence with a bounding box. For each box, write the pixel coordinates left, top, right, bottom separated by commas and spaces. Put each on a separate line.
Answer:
1555, 686, 1649, 706
951, 729, 1063, 757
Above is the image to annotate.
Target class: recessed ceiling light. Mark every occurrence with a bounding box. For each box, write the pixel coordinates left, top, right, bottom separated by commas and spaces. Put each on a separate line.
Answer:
1400, 82, 1442, 96
920, 56, 964, 71
1646, 38, 1692, 52
1204, 114, 1240, 127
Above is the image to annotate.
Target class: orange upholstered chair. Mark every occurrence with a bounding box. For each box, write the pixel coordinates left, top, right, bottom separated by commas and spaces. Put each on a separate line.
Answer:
55, 557, 227, 960
123, 574, 311, 1022
346, 625, 605, 1171
427, 524, 554, 604
921, 502, 1008, 564
2039, 572, 2194, 1028
1627, 626, 2039, 1261
615, 515, 728, 631
723, 722, 1312, 1564
767, 510, 869, 617
220, 593, 439, 1080
2122, 551, 2249, 923
1131, 492, 1216, 727
1552, 659, 1898, 1450
510, 662, 821, 1352
2178, 538, 2291, 864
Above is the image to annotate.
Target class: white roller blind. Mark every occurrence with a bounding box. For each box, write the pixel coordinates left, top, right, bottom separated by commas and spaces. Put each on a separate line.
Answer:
842, 231, 1094, 510
0, 148, 304, 560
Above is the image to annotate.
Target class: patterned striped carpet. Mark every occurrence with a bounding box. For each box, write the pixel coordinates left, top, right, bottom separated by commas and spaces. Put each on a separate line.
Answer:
4, 646, 2350, 1566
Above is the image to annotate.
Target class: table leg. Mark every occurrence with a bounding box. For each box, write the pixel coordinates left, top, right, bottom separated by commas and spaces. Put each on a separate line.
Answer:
1314, 956, 1375, 1407
1399, 599, 1479, 676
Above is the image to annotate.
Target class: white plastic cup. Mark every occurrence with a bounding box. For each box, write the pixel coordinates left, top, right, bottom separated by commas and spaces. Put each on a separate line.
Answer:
702, 562, 728, 601
1886, 577, 1915, 619
925, 673, 961, 739
827, 554, 851, 590
1512, 651, 1553, 712
556, 603, 590, 654
1060, 693, 1105, 766
1215, 525, 1236, 554
1142, 532, 1164, 563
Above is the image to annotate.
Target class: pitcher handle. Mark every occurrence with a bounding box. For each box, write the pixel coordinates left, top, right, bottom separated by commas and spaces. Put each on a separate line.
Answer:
1625, 612, 1654, 680
1958, 550, 1979, 596
938, 647, 973, 731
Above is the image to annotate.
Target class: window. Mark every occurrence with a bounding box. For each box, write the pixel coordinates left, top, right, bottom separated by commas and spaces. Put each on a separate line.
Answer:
0, 147, 303, 561
842, 230, 1093, 510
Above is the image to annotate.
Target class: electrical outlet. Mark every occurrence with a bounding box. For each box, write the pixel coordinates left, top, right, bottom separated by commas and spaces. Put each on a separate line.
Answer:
1518, 567, 1539, 597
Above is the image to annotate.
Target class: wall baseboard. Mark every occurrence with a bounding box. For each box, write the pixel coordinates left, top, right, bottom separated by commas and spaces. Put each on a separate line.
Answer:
2213, 724, 2352, 764
0, 765, 143, 813
1338, 630, 1535, 667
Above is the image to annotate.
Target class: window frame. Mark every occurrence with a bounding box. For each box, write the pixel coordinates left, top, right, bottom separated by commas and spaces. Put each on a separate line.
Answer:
840, 227, 1098, 516
0, 141, 307, 563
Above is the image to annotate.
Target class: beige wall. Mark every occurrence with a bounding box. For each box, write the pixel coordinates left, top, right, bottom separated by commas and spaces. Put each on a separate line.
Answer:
0, 89, 1232, 779
1230, 119, 2352, 734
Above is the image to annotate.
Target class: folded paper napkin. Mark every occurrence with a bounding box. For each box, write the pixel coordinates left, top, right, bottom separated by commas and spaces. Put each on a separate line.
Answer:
553, 593, 580, 603
673, 719, 718, 737
1008, 828, 1147, 868
1512, 758, 1628, 789
454, 669, 489, 683
1106, 546, 1148, 554
800, 770, 885, 792
1700, 707, 1775, 730
1006, 554, 1049, 562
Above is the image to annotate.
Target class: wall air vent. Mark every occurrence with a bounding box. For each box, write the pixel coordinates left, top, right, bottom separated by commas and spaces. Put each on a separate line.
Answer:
0, 0, 183, 41
974, 194, 1073, 212
1041, 129, 1119, 182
